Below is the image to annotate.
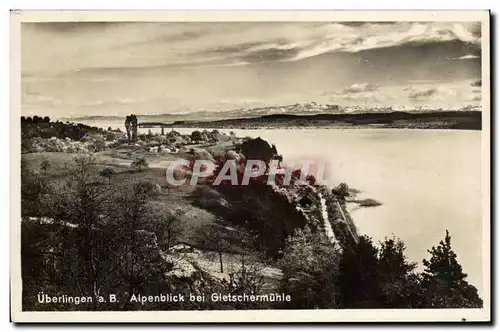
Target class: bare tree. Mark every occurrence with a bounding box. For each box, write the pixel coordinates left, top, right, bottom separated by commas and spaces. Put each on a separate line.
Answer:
154, 209, 182, 251
196, 223, 231, 273
99, 167, 116, 184
40, 158, 50, 174
228, 254, 266, 295
50, 153, 113, 308
106, 180, 171, 310
21, 153, 173, 311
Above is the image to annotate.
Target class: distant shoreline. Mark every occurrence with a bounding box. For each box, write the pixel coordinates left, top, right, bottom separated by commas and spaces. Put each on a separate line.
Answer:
137, 111, 482, 131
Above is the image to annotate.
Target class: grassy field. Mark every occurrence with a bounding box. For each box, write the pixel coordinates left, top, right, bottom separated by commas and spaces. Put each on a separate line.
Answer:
21, 142, 276, 279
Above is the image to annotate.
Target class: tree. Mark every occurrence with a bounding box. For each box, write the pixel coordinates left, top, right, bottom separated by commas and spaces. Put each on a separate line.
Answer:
45, 153, 114, 309
196, 222, 231, 273
125, 115, 132, 144
291, 169, 302, 182
40, 158, 50, 174
190, 130, 203, 143
21, 161, 53, 217
305, 174, 316, 185
278, 226, 340, 309
421, 230, 483, 308
275, 154, 283, 168
131, 157, 149, 171
222, 253, 268, 309
336, 235, 380, 308
240, 137, 275, 166
167, 130, 180, 139
90, 136, 106, 152
130, 114, 138, 141
147, 129, 154, 141
22, 154, 173, 311
105, 132, 116, 141
125, 114, 138, 144
99, 167, 116, 184
154, 210, 182, 251
376, 237, 422, 308
106, 180, 171, 310
220, 183, 308, 258
332, 182, 350, 202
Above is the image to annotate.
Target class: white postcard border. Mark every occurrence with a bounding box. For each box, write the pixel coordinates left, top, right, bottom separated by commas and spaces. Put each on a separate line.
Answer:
10, 10, 491, 323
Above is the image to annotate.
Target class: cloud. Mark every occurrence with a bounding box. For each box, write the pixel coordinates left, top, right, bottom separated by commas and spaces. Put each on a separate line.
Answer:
338, 22, 398, 27
451, 54, 480, 60
22, 93, 63, 106
408, 88, 438, 99
326, 80, 481, 108
237, 46, 300, 63
22, 21, 483, 73
467, 81, 482, 102
468, 94, 481, 101
25, 22, 113, 33
317, 80, 480, 109
287, 22, 481, 62
407, 86, 457, 100
470, 79, 482, 87
321, 83, 380, 99
342, 92, 387, 103
342, 83, 379, 94
323, 83, 389, 104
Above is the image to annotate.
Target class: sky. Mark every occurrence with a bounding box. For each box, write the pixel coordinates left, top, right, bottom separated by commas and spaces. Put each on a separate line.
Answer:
21, 21, 482, 118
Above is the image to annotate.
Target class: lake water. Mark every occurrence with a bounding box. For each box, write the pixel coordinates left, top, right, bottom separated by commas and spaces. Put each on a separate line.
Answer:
81, 121, 484, 297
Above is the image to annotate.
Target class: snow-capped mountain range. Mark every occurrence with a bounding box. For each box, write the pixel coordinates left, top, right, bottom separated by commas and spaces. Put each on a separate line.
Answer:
63, 103, 482, 124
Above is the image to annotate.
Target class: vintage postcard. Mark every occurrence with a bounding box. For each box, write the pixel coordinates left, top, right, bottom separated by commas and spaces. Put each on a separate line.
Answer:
10, 10, 491, 323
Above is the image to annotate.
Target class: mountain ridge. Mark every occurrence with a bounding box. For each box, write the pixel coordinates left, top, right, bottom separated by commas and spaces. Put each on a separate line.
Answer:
61, 103, 482, 123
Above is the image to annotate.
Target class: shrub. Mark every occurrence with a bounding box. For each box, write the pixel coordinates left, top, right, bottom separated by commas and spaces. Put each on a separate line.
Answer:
190, 131, 203, 143
99, 167, 116, 184
131, 157, 149, 171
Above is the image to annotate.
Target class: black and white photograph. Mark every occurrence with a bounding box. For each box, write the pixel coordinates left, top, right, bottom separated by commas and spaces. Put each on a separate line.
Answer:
10, 10, 491, 322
